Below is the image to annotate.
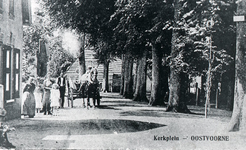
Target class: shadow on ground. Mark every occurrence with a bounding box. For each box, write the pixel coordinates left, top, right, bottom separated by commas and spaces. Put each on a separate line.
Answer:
120, 110, 204, 118
94, 105, 121, 110
13, 119, 165, 135
9, 119, 165, 149
101, 99, 149, 108
119, 105, 232, 122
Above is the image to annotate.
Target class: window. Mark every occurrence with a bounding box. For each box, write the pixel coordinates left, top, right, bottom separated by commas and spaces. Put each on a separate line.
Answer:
15, 74, 19, 91
0, 85, 3, 108
9, 0, 14, 19
22, 0, 31, 25
14, 49, 20, 98
6, 73, 9, 91
3, 46, 12, 100
16, 52, 19, 69
6, 50, 10, 68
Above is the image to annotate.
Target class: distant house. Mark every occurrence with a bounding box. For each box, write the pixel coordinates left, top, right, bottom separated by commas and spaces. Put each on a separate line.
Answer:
0, 0, 32, 120
66, 48, 122, 92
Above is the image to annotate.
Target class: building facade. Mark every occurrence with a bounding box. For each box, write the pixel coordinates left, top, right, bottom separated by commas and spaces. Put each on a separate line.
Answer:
66, 48, 122, 92
0, 0, 31, 120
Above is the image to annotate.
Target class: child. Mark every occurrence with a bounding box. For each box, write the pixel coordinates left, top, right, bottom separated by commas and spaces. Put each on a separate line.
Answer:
34, 84, 43, 113
50, 83, 60, 116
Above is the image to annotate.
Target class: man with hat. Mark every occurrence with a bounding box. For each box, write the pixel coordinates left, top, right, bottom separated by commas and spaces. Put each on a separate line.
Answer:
57, 71, 67, 108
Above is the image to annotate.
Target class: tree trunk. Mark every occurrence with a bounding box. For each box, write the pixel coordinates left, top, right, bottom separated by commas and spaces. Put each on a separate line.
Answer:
133, 59, 139, 94
161, 64, 170, 104
123, 52, 133, 99
120, 54, 125, 95
166, 0, 190, 113
227, 79, 234, 111
166, 69, 180, 112
204, 33, 213, 118
103, 60, 109, 92
179, 72, 191, 113
149, 43, 162, 106
205, 59, 212, 118
78, 34, 86, 75
133, 50, 148, 102
78, 47, 86, 75
166, 0, 180, 112
227, 0, 246, 132
224, 63, 235, 111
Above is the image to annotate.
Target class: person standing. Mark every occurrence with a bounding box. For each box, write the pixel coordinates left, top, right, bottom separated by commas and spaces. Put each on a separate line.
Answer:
50, 83, 60, 116
21, 82, 36, 118
34, 84, 43, 113
57, 71, 66, 108
42, 74, 52, 115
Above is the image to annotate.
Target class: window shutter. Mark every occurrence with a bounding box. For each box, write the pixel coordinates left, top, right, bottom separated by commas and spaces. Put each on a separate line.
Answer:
2, 45, 12, 101
13, 48, 20, 98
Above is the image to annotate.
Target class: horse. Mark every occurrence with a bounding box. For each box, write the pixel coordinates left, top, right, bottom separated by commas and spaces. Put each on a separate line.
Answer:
79, 68, 100, 109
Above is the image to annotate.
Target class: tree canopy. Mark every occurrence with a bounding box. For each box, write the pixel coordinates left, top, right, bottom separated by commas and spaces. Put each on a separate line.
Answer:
23, 0, 75, 80
39, 0, 236, 113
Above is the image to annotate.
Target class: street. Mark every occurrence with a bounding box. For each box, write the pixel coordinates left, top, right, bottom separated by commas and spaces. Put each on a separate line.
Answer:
3, 93, 246, 150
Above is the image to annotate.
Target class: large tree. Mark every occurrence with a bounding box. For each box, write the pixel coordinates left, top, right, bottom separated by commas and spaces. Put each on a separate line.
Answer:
227, 0, 246, 132
111, 0, 150, 98
112, 0, 173, 101
166, 0, 235, 113
133, 50, 148, 102
41, 0, 117, 87
166, 0, 190, 112
23, 1, 75, 79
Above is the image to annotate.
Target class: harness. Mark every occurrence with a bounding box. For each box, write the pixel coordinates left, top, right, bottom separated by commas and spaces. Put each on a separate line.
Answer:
79, 68, 99, 91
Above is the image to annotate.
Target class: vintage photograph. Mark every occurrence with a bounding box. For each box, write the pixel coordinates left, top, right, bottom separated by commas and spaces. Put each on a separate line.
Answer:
0, 0, 245, 149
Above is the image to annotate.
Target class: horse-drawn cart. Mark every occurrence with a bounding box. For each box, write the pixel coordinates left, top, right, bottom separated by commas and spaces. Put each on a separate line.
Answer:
66, 77, 101, 108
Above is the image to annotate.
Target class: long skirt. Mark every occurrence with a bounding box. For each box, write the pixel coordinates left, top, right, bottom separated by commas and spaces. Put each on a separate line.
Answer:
34, 92, 43, 109
50, 89, 60, 107
22, 92, 36, 117
42, 89, 51, 113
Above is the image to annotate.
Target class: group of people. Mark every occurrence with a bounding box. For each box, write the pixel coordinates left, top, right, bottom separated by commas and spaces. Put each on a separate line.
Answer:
21, 66, 99, 118
21, 71, 68, 118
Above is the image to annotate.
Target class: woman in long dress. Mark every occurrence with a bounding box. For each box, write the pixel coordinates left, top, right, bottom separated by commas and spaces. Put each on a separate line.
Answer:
21, 83, 36, 118
50, 83, 60, 116
34, 84, 43, 113
42, 74, 53, 115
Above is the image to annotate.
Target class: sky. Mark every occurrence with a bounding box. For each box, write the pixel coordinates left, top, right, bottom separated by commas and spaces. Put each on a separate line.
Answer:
31, 0, 81, 58
62, 31, 81, 57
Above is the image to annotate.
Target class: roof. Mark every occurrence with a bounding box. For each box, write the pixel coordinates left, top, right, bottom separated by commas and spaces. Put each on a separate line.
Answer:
66, 49, 122, 84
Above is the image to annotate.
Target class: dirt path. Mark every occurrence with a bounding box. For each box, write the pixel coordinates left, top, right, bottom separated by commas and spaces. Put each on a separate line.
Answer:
2, 93, 243, 150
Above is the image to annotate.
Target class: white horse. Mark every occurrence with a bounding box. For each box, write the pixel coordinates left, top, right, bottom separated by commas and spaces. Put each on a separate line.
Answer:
79, 68, 100, 109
